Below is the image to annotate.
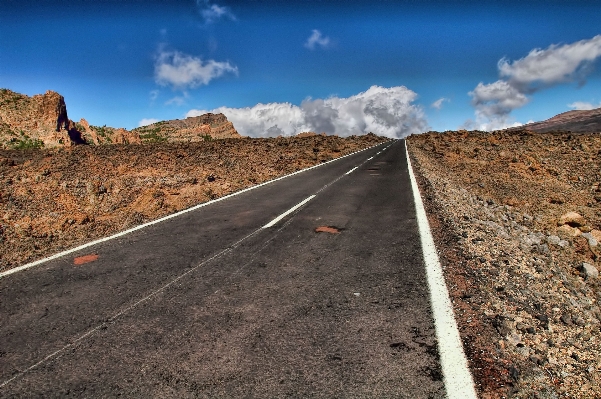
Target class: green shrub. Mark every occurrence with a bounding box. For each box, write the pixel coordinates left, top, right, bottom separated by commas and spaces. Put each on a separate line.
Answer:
10, 135, 44, 149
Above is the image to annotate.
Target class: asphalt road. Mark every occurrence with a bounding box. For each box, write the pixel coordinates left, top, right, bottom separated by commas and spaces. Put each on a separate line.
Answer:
0, 140, 445, 398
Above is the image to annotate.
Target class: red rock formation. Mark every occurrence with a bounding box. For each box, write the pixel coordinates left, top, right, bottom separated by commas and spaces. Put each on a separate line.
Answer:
0, 89, 85, 148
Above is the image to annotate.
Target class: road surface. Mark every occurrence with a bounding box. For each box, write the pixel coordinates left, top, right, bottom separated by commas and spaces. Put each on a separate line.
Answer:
1, 140, 447, 398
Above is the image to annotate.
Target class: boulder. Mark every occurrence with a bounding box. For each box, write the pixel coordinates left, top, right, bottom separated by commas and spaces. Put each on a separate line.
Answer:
577, 263, 599, 279
558, 212, 586, 227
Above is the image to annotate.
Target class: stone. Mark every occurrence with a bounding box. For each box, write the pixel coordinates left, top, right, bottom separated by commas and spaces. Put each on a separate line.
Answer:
560, 313, 573, 325
591, 229, 601, 243
581, 232, 598, 249
577, 263, 598, 279
547, 235, 569, 247
507, 332, 523, 346
558, 212, 587, 227
529, 354, 545, 365
558, 224, 582, 237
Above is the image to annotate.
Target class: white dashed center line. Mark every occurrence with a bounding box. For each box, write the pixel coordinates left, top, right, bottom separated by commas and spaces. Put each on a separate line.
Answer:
262, 195, 316, 228
345, 166, 359, 175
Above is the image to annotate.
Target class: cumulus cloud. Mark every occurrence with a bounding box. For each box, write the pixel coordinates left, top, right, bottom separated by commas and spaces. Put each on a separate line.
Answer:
304, 30, 331, 50
186, 85, 428, 138
468, 35, 601, 130
470, 80, 529, 118
154, 49, 238, 90
461, 116, 523, 132
197, 0, 236, 24
499, 35, 601, 91
431, 97, 449, 110
568, 101, 601, 110
138, 118, 160, 127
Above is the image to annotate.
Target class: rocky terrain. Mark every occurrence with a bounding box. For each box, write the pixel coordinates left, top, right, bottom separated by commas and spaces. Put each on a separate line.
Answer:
408, 130, 601, 398
132, 113, 241, 142
0, 133, 387, 271
0, 89, 240, 149
514, 107, 601, 133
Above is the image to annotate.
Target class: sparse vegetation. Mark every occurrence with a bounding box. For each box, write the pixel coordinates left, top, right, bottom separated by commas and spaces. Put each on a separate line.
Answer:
9, 132, 44, 149
134, 124, 170, 143
90, 125, 114, 144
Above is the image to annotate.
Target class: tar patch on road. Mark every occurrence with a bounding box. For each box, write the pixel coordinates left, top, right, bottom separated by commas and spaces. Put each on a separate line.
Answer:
73, 253, 99, 265
314, 226, 342, 234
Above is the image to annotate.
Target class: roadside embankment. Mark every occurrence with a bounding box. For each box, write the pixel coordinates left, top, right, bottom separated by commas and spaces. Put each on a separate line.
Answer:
408, 130, 600, 398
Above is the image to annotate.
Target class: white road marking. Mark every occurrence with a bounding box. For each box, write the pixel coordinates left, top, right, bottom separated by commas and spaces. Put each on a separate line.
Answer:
262, 195, 316, 228
0, 143, 386, 279
345, 166, 359, 175
367, 156, 374, 160
405, 140, 478, 399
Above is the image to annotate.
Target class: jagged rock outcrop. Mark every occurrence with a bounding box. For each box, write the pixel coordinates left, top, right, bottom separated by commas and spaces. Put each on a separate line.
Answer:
133, 113, 242, 143
76, 118, 141, 145
0, 89, 86, 148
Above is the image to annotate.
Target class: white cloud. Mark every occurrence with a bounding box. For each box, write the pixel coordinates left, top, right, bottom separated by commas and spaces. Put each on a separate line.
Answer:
431, 97, 449, 110
187, 85, 428, 138
154, 49, 238, 90
149, 90, 159, 102
468, 35, 601, 130
568, 101, 601, 110
197, 0, 236, 24
499, 35, 601, 90
138, 118, 160, 127
469, 80, 529, 118
304, 30, 331, 50
462, 116, 523, 131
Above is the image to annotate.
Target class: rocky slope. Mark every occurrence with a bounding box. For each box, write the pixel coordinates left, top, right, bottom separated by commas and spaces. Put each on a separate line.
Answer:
408, 130, 601, 398
0, 133, 388, 271
515, 107, 601, 133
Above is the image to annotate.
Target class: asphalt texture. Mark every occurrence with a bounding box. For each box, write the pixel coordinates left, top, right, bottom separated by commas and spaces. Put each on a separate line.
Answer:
0, 140, 445, 398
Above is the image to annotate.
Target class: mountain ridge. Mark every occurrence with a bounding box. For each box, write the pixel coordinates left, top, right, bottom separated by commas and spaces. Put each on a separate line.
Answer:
0, 89, 241, 149
514, 106, 601, 133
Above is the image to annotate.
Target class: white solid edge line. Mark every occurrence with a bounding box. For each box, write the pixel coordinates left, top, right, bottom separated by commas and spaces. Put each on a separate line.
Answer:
262, 195, 316, 228
345, 166, 359, 175
405, 140, 478, 399
1, 143, 385, 279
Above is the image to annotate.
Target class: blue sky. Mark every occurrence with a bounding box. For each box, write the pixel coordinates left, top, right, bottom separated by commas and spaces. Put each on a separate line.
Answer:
1, 0, 601, 137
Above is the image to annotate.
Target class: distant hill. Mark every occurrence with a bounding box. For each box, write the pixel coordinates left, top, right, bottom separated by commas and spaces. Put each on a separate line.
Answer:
0, 88, 241, 149
131, 114, 241, 143
516, 107, 601, 133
